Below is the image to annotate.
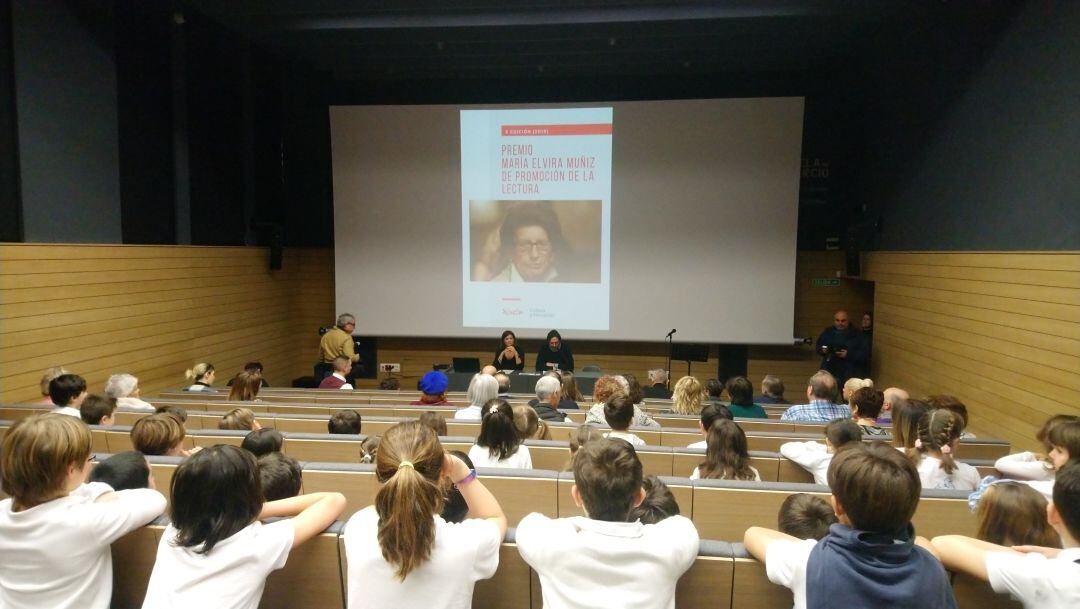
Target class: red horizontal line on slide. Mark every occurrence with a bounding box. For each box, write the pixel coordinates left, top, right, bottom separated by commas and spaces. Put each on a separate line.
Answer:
501, 123, 612, 136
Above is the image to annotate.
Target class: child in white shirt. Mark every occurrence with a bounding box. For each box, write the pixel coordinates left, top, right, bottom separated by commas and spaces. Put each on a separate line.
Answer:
689, 419, 760, 480
517, 437, 699, 609
603, 394, 646, 446
0, 414, 166, 609
780, 418, 862, 486
933, 461, 1080, 609
141, 445, 345, 609
344, 420, 507, 609
908, 409, 980, 491
467, 398, 533, 468
48, 373, 88, 417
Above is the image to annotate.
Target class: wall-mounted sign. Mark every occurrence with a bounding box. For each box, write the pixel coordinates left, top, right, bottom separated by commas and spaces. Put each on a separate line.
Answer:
811, 278, 841, 287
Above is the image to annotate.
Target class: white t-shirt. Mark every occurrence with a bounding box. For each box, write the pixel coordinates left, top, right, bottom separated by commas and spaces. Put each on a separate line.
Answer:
764, 538, 819, 609
343, 506, 501, 609
516, 513, 699, 609
1023, 479, 1055, 501
605, 431, 646, 446
454, 405, 482, 420
51, 406, 82, 418
141, 519, 294, 609
467, 443, 533, 469
994, 452, 1056, 482
687, 440, 706, 450
117, 396, 155, 412
0, 483, 166, 609
779, 441, 833, 486
986, 547, 1080, 609
917, 455, 981, 491
689, 465, 761, 481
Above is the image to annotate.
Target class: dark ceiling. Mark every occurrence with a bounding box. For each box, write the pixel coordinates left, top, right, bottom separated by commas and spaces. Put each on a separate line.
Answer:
181, 0, 1018, 92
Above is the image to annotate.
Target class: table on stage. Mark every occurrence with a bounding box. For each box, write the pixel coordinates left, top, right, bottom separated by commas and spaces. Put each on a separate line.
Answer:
445, 370, 600, 396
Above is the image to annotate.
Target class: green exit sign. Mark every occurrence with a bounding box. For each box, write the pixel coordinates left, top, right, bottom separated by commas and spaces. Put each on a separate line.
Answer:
812, 278, 841, 287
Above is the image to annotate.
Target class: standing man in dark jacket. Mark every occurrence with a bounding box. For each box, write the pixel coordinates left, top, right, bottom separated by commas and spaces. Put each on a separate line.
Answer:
815, 310, 869, 387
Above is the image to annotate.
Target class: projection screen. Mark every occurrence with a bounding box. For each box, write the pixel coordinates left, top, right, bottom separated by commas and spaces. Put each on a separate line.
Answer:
330, 98, 803, 344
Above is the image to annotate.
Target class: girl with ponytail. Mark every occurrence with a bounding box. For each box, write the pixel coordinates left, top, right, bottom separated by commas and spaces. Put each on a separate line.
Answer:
468, 398, 533, 469
343, 420, 507, 609
908, 409, 981, 490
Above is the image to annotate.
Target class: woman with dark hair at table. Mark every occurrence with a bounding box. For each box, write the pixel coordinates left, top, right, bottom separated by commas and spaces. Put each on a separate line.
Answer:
493, 330, 525, 371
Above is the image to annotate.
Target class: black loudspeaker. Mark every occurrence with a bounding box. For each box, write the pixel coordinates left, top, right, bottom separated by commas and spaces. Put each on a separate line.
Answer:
269, 229, 283, 270
716, 344, 748, 382
671, 343, 710, 362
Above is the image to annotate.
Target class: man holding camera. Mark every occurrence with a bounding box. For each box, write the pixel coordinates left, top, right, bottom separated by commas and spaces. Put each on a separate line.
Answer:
815, 310, 869, 387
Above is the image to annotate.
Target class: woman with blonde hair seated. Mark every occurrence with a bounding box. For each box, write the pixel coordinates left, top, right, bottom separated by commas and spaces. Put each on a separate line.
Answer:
184, 363, 215, 392
105, 373, 155, 412
842, 377, 873, 403
584, 375, 659, 428
669, 376, 704, 415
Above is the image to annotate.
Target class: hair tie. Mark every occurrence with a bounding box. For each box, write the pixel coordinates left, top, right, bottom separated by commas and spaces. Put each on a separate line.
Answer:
398, 460, 414, 470
487, 404, 500, 415
940, 445, 952, 455
914, 439, 923, 449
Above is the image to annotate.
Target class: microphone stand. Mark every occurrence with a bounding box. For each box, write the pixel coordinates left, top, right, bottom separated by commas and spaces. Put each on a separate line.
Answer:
665, 330, 674, 390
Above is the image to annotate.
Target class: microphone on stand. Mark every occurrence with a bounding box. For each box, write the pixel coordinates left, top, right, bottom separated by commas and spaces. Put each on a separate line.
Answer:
665, 328, 677, 338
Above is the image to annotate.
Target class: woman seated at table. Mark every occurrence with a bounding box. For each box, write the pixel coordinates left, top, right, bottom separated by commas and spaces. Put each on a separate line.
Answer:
493, 330, 525, 371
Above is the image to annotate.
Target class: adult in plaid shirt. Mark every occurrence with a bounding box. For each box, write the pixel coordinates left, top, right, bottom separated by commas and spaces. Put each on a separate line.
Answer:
780, 371, 849, 423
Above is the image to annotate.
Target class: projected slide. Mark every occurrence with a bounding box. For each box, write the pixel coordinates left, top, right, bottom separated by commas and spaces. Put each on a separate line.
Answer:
460, 108, 613, 330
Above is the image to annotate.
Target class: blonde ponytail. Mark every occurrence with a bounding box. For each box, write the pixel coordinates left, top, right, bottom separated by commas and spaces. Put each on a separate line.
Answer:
374, 421, 445, 580
185, 362, 213, 382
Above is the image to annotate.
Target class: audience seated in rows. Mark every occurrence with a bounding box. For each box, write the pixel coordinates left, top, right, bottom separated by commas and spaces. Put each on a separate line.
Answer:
687, 402, 734, 449
328, 409, 363, 435
258, 452, 303, 501
89, 450, 154, 492
226, 362, 270, 387
669, 375, 704, 415
526, 374, 567, 421
132, 413, 195, 457
228, 371, 264, 402
455, 373, 499, 420
513, 404, 551, 440
908, 409, 981, 491
849, 387, 887, 436
557, 370, 583, 409
219, 407, 261, 431
242, 428, 284, 457
755, 374, 789, 405
690, 418, 761, 481
603, 395, 646, 446
468, 398, 532, 469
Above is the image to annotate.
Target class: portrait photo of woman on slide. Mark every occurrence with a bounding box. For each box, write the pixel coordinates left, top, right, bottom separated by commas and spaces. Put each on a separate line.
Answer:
469, 200, 602, 283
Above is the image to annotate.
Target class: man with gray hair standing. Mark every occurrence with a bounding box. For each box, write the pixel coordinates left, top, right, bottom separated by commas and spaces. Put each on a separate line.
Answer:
319, 313, 360, 383
528, 374, 567, 421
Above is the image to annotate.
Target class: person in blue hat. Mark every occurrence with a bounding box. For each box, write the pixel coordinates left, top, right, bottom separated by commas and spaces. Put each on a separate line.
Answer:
411, 371, 451, 406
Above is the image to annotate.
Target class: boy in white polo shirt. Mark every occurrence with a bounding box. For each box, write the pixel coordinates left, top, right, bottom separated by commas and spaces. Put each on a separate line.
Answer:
932, 461, 1080, 609
516, 438, 699, 609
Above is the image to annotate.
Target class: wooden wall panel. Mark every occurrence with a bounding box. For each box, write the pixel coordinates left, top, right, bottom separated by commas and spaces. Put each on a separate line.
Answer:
0, 244, 335, 403
864, 251, 1080, 451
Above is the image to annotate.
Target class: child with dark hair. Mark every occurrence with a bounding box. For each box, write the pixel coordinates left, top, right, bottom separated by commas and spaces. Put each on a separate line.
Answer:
440, 450, 476, 524
89, 451, 154, 491
379, 377, 401, 391
849, 387, 887, 436
518, 438, 699, 608
925, 394, 974, 438
691, 419, 760, 480
258, 452, 302, 501
778, 493, 837, 541
359, 436, 380, 464
891, 398, 930, 451
687, 401, 734, 449
241, 428, 284, 457
49, 374, 88, 417
142, 445, 345, 607
780, 418, 862, 486
328, 409, 363, 435
418, 411, 448, 437
627, 475, 680, 525
468, 398, 532, 468
746, 442, 956, 609
934, 461, 1080, 608
0, 415, 166, 609
343, 421, 506, 607
155, 404, 188, 423
604, 394, 646, 446
908, 409, 980, 491
80, 394, 117, 426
